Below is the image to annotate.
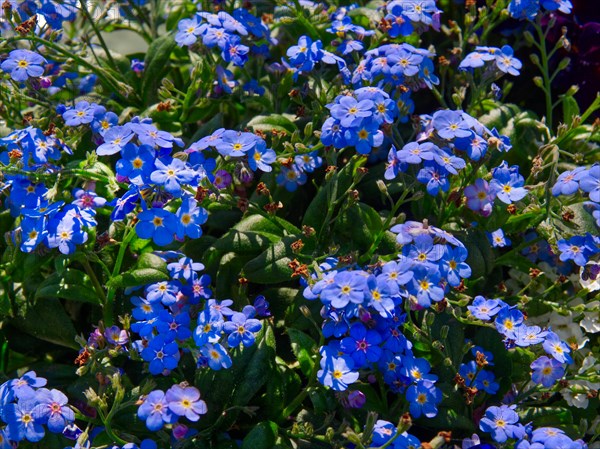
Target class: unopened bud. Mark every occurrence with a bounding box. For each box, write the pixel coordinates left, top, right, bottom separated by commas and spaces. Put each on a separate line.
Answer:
440, 325, 449, 340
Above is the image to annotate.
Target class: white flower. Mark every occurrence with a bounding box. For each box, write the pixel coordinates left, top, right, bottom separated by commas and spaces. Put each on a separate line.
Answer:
581, 300, 600, 333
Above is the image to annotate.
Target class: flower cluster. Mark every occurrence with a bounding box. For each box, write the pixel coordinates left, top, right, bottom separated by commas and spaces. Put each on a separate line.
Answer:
468, 295, 573, 378
0, 371, 74, 444
321, 87, 396, 154
137, 385, 207, 431
368, 419, 422, 448
459, 45, 523, 77
508, 0, 572, 20
127, 253, 264, 375
305, 222, 469, 422
382, 0, 441, 37
175, 9, 274, 67
479, 405, 585, 448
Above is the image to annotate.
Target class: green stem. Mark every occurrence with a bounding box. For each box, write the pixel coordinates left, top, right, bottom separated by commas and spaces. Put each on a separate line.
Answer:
279, 332, 325, 422
104, 226, 135, 326
81, 258, 108, 305
79, 1, 119, 72
533, 17, 554, 128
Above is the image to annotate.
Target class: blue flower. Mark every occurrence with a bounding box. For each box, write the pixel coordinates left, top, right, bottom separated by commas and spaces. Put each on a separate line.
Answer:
1, 49, 46, 82
32, 388, 75, 433
5, 399, 45, 442
156, 310, 192, 342
248, 141, 276, 172
495, 45, 522, 76
552, 166, 588, 196
317, 352, 359, 391
276, 164, 307, 192
494, 307, 524, 336
223, 312, 262, 347
62, 101, 99, 126
199, 343, 232, 370
97, 125, 135, 156
479, 405, 523, 443
194, 309, 223, 346
175, 196, 207, 240
441, 246, 471, 287
468, 296, 503, 321
409, 264, 445, 308
490, 162, 527, 204
432, 110, 472, 139
557, 234, 599, 267
141, 334, 180, 375
489, 229, 511, 248
340, 322, 383, 368
136, 208, 178, 246
403, 234, 445, 266
406, 380, 442, 418
9, 371, 46, 400
396, 141, 436, 164
145, 281, 180, 306
115, 144, 156, 185
329, 95, 374, 128
530, 356, 565, 387
176, 14, 205, 46
476, 370, 499, 394
137, 390, 176, 431
320, 271, 368, 309
578, 164, 600, 202
46, 215, 88, 255
150, 158, 197, 197
401, 355, 437, 383
542, 331, 573, 364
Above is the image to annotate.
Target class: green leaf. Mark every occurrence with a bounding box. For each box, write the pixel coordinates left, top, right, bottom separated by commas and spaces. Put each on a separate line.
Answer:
243, 235, 314, 284
212, 231, 278, 255
247, 114, 297, 135
303, 163, 356, 236
287, 329, 317, 377
11, 298, 78, 349
107, 268, 169, 289
35, 269, 101, 305
562, 95, 580, 125
142, 34, 176, 105
233, 324, 276, 407
242, 421, 278, 449
135, 252, 169, 272
461, 230, 495, 279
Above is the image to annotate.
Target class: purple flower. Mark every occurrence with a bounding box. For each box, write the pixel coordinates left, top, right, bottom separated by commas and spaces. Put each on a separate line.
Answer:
464, 179, 493, 216
165, 385, 207, 422
468, 296, 503, 321
137, 390, 176, 431
104, 325, 128, 345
